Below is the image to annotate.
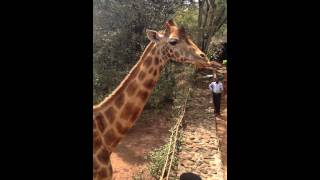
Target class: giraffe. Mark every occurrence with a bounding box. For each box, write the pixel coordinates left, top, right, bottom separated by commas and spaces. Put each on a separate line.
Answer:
93, 19, 221, 180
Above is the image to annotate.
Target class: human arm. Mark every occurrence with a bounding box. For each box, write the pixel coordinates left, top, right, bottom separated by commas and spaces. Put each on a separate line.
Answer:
209, 82, 213, 91
220, 83, 224, 94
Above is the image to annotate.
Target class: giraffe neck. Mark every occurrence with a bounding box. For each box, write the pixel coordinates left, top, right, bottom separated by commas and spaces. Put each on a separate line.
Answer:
93, 42, 170, 149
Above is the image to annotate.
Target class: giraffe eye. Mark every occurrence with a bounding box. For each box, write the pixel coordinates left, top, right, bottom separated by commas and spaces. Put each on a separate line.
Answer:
169, 39, 178, 46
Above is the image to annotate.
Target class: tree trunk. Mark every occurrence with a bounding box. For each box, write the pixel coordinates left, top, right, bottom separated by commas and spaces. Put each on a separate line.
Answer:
198, 0, 226, 53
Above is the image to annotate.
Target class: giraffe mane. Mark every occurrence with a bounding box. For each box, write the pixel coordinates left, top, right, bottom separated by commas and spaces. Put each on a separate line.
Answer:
93, 42, 156, 114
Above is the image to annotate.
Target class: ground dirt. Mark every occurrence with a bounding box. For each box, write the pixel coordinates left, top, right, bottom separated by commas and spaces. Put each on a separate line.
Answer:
111, 107, 174, 180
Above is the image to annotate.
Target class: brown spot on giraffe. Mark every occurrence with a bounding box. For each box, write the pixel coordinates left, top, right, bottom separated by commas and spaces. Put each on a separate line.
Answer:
104, 107, 116, 125
96, 113, 107, 132
151, 47, 156, 54
148, 67, 154, 74
129, 107, 141, 123
126, 81, 138, 96
93, 130, 103, 154
116, 122, 129, 134
97, 147, 110, 165
114, 93, 125, 109
143, 79, 156, 89
103, 128, 117, 145
93, 119, 96, 128
137, 90, 149, 102
93, 129, 99, 139
189, 47, 194, 52
174, 51, 180, 58
119, 102, 141, 124
153, 69, 157, 76
93, 157, 99, 170
143, 56, 152, 68
138, 71, 146, 81
154, 57, 160, 65
120, 102, 134, 120
97, 168, 108, 179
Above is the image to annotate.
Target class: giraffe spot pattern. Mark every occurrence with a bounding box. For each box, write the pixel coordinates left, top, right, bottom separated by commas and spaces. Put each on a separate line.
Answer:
151, 47, 156, 54
148, 67, 154, 74
143, 79, 156, 89
143, 56, 152, 68
137, 90, 149, 102
153, 69, 157, 76
120, 102, 133, 120
97, 147, 110, 165
154, 57, 159, 65
120, 102, 141, 124
96, 113, 107, 132
103, 128, 117, 145
126, 81, 138, 96
104, 107, 115, 125
174, 51, 180, 58
93, 119, 96, 128
93, 157, 99, 170
114, 93, 125, 109
129, 107, 141, 123
116, 122, 128, 135
97, 168, 108, 179
93, 131, 102, 153
138, 71, 146, 81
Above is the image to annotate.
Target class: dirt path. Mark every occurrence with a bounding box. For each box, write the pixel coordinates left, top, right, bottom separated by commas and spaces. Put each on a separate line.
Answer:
111, 108, 174, 180
175, 74, 226, 180
216, 94, 227, 180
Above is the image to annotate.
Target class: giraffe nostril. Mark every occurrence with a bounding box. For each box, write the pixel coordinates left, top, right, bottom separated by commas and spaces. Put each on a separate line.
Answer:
200, 53, 205, 58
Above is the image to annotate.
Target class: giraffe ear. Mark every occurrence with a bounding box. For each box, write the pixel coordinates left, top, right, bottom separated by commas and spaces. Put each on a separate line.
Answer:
165, 19, 176, 27
146, 29, 164, 43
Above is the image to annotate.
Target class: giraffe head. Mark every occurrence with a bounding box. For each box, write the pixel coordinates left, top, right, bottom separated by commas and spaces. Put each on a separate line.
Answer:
146, 19, 220, 68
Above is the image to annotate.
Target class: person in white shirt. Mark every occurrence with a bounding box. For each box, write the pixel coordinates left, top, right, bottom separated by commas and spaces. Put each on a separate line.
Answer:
209, 77, 224, 115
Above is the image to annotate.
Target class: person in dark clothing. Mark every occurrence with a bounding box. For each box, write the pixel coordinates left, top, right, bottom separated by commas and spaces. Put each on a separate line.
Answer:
209, 77, 224, 116
179, 172, 202, 180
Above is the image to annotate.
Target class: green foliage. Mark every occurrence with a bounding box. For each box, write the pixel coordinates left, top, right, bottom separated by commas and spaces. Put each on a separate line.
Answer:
174, 5, 200, 44
147, 142, 178, 179
223, 59, 227, 65
147, 143, 169, 178
132, 172, 143, 180
146, 63, 176, 110
93, 0, 183, 106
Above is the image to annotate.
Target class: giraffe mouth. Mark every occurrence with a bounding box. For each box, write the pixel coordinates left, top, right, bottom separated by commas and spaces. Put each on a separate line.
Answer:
193, 59, 212, 69
193, 59, 223, 69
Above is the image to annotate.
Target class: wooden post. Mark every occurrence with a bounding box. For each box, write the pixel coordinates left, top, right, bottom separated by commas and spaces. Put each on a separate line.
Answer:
212, 68, 217, 79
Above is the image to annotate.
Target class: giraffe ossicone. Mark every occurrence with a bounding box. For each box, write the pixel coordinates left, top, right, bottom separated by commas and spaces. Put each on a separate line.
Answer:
93, 19, 221, 180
